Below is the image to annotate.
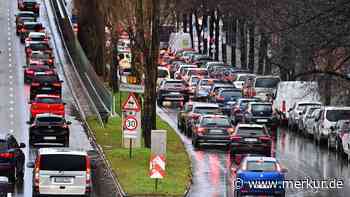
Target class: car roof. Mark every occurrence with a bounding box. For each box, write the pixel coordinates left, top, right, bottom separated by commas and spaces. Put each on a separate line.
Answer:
193, 102, 219, 108
237, 123, 264, 128
158, 67, 169, 71
179, 64, 197, 68
250, 102, 272, 105
324, 106, 350, 110
244, 156, 277, 162
213, 84, 234, 87
39, 148, 87, 156
23, 21, 42, 25
206, 61, 225, 65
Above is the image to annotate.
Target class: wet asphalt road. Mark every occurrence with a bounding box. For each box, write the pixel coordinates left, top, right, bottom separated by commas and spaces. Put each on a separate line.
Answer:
0, 0, 93, 196
158, 107, 350, 197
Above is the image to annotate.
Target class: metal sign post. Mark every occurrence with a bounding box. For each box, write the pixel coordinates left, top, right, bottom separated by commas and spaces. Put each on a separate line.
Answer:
122, 93, 142, 148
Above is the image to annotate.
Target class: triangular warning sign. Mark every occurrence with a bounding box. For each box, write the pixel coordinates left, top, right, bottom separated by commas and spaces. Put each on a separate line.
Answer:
122, 93, 141, 111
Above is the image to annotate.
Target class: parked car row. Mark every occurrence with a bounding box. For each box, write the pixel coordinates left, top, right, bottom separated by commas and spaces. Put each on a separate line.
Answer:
161, 48, 286, 196
4, 1, 93, 197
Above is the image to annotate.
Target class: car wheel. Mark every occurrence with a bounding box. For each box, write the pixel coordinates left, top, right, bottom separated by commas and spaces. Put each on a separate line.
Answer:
275, 192, 285, 197
235, 190, 242, 197
64, 140, 69, 147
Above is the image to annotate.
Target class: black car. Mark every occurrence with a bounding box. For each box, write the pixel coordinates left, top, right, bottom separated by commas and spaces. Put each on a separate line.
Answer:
214, 88, 243, 115
0, 134, 26, 183
191, 115, 234, 148
230, 124, 272, 157
23, 64, 56, 83
243, 102, 278, 129
29, 74, 62, 100
16, 12, 36, 36
19, 0, 40, 16
230, 98, 261, 125
25, 41, 52, 57
28, 114, 71, 147
157, 79, 188, 106
19, 22, 45, 43
15, 11, 36, 26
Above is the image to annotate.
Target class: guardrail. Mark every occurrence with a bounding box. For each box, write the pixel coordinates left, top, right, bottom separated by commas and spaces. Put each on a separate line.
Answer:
50, 0, 112, 121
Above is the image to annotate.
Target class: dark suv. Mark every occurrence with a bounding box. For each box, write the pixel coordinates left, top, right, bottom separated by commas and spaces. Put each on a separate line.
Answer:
243, 102, 277, 129
28, 114, 71, 147
19, 0, 40, 16
30, 74, 62, 100
0, 134, 26, 183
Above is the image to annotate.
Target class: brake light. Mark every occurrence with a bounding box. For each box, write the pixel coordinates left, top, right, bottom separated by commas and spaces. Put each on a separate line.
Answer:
227, 128, 235, 134
216, 96, 225, 101
52, 83, 61, 87
21, 28, 26, 32
191, 114, 200, 120
31, 105, 39, 110
259, 136, 271, 142
197, 127, 206, 133
0, 152, 15, 159
230, 136, 242, 142
26, 70, 34, 75
45, 70, 53, 75
26, 48, 32, 54
31, 82, 40, 86
34, 155, 41, 191
85, 156, 91, 192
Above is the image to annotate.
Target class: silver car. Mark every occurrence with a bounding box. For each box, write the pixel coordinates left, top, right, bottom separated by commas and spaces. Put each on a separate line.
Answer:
27, 148, 92, 196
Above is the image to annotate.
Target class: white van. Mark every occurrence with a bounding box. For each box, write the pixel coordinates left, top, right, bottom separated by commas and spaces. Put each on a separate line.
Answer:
168, 32, 192, 53
273, 81, 320, 124
27, 148, 92, 197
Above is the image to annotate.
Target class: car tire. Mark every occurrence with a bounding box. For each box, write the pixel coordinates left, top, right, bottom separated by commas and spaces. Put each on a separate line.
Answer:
64, 140, 69, 147
275, 192, 285, 197
235, 190, 242, 197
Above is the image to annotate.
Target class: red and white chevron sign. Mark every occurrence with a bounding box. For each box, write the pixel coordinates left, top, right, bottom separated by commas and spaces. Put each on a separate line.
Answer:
149, 155, 166, 179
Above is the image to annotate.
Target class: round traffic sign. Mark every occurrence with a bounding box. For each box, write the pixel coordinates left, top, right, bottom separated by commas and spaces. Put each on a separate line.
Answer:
124, 116, 138, 131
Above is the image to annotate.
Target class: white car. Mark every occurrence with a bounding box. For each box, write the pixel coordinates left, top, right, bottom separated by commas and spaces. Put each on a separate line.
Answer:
233, 73, 256, 89
27, 148, 93, 197
298, 106, 321, 133
314, 107, 350, 143
173, 64, 196, 79
305, 108, 322, 136
332, 120, 350, 158
288, 101, 322, 131
157, 66, 170, 85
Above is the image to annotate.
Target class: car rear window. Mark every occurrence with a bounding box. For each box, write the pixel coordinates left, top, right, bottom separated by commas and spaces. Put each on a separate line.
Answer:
24, 24, 42, 30
37, 116, 63, 123
201, 117, 230, 127
326, 110, 350, 122
36, 97, 61, 103
31, 53, 50, 59
158, 69, 169, 78
0, 141, 8, 151
246, 161, 277, 171
40, 154, 86, 171
188, 70, 208, 76
236, 127, 266, 136
33, 75, 59, 82
252, 104, 272, 113
19, 13, 35, 17
221, 90, 242, 99
255, 78, 280, 88
238, 75, 255, 82
297, 103, 321, 111
29, 43, 49, 51
193, 107, 220, 114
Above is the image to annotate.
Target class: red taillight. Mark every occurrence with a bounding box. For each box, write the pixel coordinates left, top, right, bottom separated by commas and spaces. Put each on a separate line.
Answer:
216, 96, 225, 101
86, 156, 91, 192
45, 70, 53, 75
230, 136, 242, 142
26, 70, 34, 75
21, 28, 26, 32
31, 82, 40, 86
191, 114, 200, 120
0, 152, 15, 159
259, 136, 272, 142
48, 59, 53, 65
26, 48, 32, 54
34, 155, 41, 190
52, 83, 61, 87
227, 128, 235, 134
282, 100, 286, 113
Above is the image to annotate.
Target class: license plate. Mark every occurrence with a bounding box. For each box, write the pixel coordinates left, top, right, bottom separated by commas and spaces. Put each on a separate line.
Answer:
54, 177, 72, 183
210, 130, 223, 133
42, 87, 52, 90
44, 136, 56, 140
257, 119, 268, 123
244, 138, 257, 142
35, 72, 46, 75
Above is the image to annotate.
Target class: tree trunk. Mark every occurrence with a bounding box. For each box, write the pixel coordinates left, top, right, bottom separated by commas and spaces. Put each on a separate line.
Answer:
209, 12, 215, 58
257, 32, 266, 75
214, 10, 220, 61
189, 12, 195, 51
203, 14, 208, 54
239, 18, 246, 69
183, 13, 188, 33
221, 18, 227, 63
194, 11, 202, 53
231, 17, 237, 67
248, 22, 255, 73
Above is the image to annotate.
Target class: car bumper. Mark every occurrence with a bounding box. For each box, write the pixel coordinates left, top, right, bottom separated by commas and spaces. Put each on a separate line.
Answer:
231, 144, 271, 155
249, 117, 278, 126
30, 130, 69, 144
196, 135, 231, 145
0, 164, 13, 176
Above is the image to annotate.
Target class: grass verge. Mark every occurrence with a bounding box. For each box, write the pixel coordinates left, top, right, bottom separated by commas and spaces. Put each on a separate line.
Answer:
87, 114, 190, 196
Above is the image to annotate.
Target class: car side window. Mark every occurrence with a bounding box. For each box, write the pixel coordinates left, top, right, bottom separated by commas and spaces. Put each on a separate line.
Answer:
8, 136, 19, 149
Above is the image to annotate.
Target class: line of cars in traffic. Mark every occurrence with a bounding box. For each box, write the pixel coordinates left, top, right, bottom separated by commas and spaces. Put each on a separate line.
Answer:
158, 48, 286, 196
0, 1, 94, 196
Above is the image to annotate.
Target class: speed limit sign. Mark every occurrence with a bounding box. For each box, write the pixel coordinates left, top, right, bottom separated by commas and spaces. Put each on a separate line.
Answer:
124, 116, 138, 131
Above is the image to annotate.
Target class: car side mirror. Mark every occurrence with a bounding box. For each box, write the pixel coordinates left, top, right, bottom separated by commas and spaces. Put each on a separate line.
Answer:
26, 121, 32, 124
60, 80, 64, 83
19, 143, 26, 148
22, 65, 27, 68
330, 126, 335, 131
66, 121, 72, 125
26, 162, 35, 168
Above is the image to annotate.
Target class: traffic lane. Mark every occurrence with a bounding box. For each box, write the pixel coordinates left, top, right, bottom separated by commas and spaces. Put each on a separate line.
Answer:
276, 128, 350, 197
157, 107, 231, 197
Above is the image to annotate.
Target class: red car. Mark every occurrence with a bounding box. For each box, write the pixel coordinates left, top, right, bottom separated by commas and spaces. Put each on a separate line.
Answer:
23, 63, 55, 83
29, 94, 65, 122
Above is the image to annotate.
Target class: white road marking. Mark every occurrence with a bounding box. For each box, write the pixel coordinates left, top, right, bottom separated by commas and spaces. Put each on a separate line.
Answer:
8, 32, 10, 36
9, 81, 13, 85
9, 75, 13, 79
8, 58, 12, 62
9, 107, 14, 111
8, 47, 11, 51
9, 93, 13, 98
8, 42, 11, 46
9, 100, 14, 104
8, 53, 11, 57
9, 129, 14, 133
10, 121, 14, 125
9, 114, 14, 119
9, 87, 13, 91
9, 69, 12, 73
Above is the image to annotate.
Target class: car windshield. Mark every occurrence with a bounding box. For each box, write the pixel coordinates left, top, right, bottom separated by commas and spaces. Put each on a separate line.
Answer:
238, 75, 255, 81
297, 103, 321, 111
201, 117, 230, 127
158, 69, 169, 78
236, 127, 266, 136
246, 161, 277, 171
40, 154, 86, 171
36, 97, 61, 104
255, 78, 280, 88
221, 91, 242, 100
37, 117, 63, 123
31, 53, 50, 60
193, 107, 220, 114
252, 104, 272, 113
326, 110, 350, 122
0, 141, 8, 151
164, 81, 185, 88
